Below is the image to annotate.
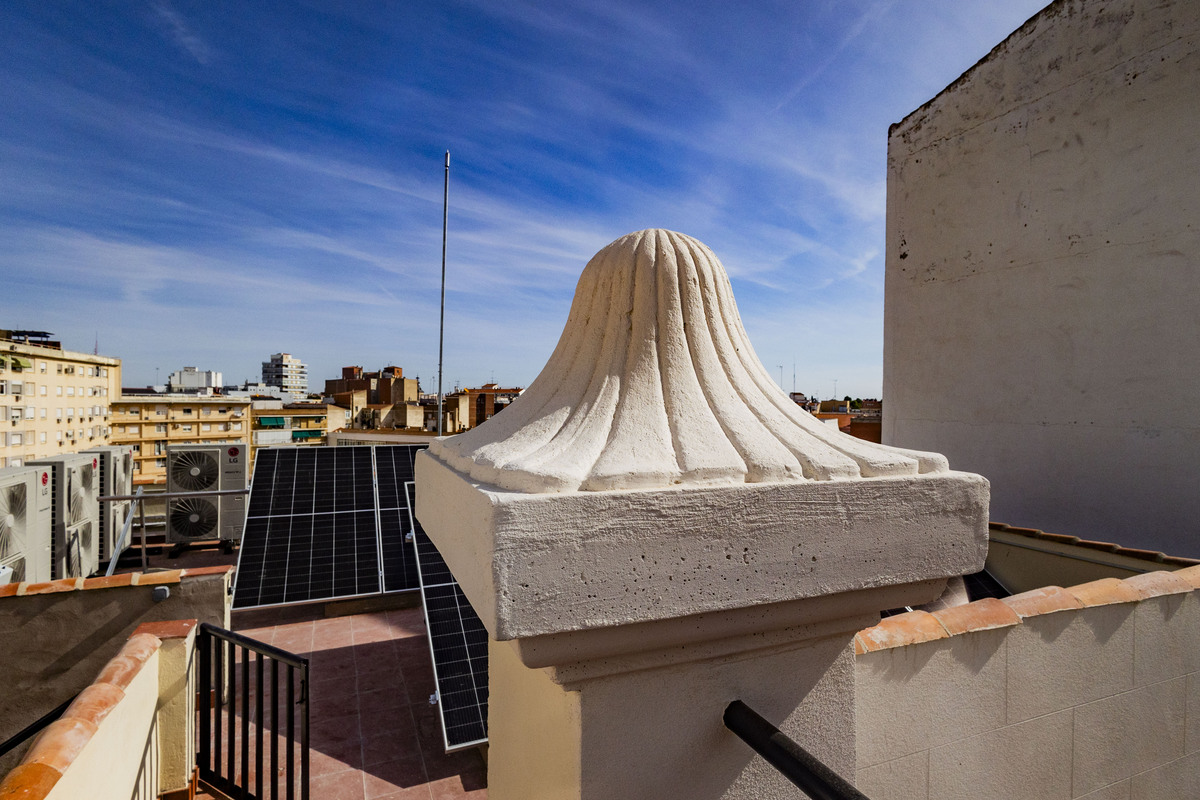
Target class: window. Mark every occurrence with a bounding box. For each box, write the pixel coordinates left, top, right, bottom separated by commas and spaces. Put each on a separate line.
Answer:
56, 364, 63, 374
183, 408, 194, 415
87, 367, 94, 377
39, 408, 46, 419
10, 382, 22, 396
233, 422, 243, 431
181, 424, 193, 432
0, 381, 6, 395
55, 408, 62, 421
101, 368, 108, 377
154, 441, 165, 455
66, 387, 74, 397
155, 405, 167, 416
39, 432, 46, 444
131, 444, 140, 453
39, 385, 46, 396
201, 423, 211, 432
9, 458, 21, 467
128, 424, 139, 435
9, 432, 22, 446
56, 431, 62, 442
10, 408, 22, 422
55, 386, 62, 396
39, 361, 47, 373
155, 458, 166, 468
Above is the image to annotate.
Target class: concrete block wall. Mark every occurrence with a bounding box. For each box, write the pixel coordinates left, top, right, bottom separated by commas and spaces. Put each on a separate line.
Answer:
854, 567, 1200, 799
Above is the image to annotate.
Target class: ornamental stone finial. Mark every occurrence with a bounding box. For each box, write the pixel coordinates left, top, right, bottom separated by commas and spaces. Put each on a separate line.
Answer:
430, 228, 947, 493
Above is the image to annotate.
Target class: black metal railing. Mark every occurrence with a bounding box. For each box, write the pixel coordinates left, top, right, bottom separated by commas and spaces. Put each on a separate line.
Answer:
0, 693, 78, 760
724, 700, 870, 800
197, 623, 309, 800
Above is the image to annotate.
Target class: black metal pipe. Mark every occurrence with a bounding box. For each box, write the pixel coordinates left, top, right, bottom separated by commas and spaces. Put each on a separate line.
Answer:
723, 700, 870, 800
0, 694, 77, 758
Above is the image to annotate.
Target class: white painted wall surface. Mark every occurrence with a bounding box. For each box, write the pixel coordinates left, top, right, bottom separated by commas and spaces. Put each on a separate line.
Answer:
883, 0, 1200, 555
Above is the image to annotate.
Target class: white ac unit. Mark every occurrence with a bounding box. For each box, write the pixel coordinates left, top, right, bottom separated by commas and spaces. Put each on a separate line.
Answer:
27, 453, 100, 579
84, 445, 134, 562
165, 443, 248, 544
0, 466, 53, 584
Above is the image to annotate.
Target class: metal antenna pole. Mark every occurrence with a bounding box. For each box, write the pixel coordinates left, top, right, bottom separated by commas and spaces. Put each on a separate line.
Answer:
438, 151, 449, 436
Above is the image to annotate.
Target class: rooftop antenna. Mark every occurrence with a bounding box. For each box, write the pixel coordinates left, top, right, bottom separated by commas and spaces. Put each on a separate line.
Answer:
93, 331, 98, 356
833, 378, 838, 399
792, 360, 795, 393
438, 150, 449, 436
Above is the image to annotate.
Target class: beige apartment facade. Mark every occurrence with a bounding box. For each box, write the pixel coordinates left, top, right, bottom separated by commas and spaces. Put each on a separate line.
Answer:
0, 334, 122, 468
109, 394, 250, 484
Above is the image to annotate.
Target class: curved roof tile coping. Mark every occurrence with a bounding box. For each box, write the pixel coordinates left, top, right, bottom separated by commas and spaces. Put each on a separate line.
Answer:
430, 229, 949, 493
0, 632, 163, 800
854, 610, 948, 654
1002, 586, 1084, 618
857, 569, 1200, 654
1123, 570, 1195, 598
1066, 577, 1145, 607
931, 597, 1020, 635
0, 566, 231, 600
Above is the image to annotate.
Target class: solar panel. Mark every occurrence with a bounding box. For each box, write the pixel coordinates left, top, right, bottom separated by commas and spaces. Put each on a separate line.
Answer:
407, 481, 489, 751
233, 445, 426, 609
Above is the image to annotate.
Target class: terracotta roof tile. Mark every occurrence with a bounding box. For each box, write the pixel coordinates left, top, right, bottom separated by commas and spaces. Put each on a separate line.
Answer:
63, 683, 126, 729
131, 570, 182, 586
1065, 577, 1142, 607
1123, 570, 1194, 599
23, 718, 98, 774
180, 565, 234, 578
19, 579, 77, 596
133, 619, 197, 640
932, 597, 1021, 635
94, 633, 161, 690
0, 762, 62, 799
1002, 586, 1084, 618
854, 610, 948, 654
1172, 564, 1200, 588
81, 574, 135, 591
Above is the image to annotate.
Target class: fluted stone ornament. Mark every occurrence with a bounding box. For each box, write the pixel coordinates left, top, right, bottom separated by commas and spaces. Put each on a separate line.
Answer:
416, 229, 990, 800
432, 228, 947, 492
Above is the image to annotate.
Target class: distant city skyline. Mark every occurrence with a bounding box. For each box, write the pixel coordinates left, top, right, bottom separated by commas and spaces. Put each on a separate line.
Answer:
2, 1, 1046, 400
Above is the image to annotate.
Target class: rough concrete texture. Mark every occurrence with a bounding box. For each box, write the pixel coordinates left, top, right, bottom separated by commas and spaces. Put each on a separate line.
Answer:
0, 569, 229, 774
431, 229, 949, 494
883, 0, 1200, 556
418, 450, 987, 641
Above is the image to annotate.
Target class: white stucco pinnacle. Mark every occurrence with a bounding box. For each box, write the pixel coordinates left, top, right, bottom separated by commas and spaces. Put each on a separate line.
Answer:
430, 229, 948, 493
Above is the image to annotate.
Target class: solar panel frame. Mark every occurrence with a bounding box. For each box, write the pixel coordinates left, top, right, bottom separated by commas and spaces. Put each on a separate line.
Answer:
407, 481, 489, 751
232, 444, 425, 610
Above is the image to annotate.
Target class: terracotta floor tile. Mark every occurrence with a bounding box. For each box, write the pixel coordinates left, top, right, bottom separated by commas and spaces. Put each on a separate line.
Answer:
362, 754, 429, 798
363, 725, 422, 767
312, 769, 368, 800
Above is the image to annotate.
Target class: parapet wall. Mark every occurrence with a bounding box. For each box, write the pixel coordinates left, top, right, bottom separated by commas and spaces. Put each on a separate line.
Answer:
854, 566, 1200, 799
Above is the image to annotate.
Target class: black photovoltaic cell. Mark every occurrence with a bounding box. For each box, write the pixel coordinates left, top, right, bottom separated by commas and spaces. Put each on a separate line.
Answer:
233, 445, 427, 609
408, 482, 489, 751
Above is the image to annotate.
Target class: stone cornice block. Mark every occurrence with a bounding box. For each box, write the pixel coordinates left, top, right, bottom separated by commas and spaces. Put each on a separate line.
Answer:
417, 450, 988, 641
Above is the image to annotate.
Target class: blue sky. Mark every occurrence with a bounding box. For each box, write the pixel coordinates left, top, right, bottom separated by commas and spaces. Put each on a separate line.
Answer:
2, 1, 1046, 398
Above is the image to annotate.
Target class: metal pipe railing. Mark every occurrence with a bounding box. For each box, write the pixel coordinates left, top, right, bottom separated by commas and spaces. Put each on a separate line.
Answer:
723, 700, 870, 800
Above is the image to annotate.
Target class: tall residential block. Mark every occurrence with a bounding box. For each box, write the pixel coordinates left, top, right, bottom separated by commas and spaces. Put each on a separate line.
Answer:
261, 353, 308, 396
109, 393, 250, 483
0, 330, 122, 468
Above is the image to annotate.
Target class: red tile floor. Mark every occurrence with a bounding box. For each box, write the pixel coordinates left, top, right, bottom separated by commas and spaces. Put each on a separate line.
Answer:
231, 603, 488, 800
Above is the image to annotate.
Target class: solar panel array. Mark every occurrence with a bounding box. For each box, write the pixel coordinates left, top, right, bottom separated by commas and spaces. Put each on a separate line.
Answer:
406, 482, 489, 751
233, 445, 424, 609
233, 443, 490, 750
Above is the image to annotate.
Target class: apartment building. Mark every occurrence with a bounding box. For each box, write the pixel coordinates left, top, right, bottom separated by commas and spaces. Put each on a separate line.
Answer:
109, 393, 250, 483
261, 353, 308, 396
250, 401, 350, 451
0, 331, 122, 468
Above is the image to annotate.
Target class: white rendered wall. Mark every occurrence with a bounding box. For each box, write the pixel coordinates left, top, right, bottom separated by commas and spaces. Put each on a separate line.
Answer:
855, 590, 1200, 799
883, 0, 1200, 555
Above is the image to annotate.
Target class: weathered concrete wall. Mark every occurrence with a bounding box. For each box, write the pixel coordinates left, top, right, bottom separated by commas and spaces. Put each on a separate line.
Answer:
0, 568, 229, 774
883, 0, 1200, 555
854, 569, 1200, 799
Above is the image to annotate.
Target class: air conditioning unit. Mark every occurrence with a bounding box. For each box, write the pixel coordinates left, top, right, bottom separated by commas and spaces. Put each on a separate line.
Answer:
27, 453, 101, 579
0, 466, 53, 584
165, 443, 248, 544
84, 445, 134, 562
